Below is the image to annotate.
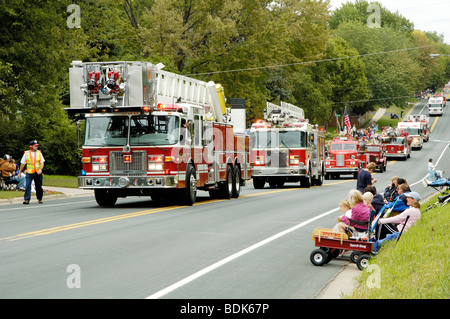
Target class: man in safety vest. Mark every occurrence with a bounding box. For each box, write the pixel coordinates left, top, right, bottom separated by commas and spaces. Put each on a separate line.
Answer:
18, 140, 45, 204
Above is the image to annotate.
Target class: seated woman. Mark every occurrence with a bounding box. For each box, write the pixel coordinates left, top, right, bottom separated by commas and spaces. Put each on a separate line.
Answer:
337, 190, 370, 235
373, 192, 421, 252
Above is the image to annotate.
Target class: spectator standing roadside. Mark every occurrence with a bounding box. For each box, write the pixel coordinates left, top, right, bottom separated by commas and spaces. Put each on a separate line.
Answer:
427, 158, 435, 182
18, 140, 45, 204
356, 162, 377, 193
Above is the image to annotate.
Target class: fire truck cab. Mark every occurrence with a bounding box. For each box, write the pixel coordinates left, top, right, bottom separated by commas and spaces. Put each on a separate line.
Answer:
359, 143, 387, 172
250, 102, 325, 188
428, 96, 444, 116
397, 121, 424, 150
66, 61, 251, 206
381, 131, 411, 160
325, 136, 366, 179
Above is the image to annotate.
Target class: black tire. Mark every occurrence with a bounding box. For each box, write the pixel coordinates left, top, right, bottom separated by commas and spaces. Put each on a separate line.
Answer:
310, 249, 328, 266
312, 169, 324, 186
231, 165, 241, 198
301, 174, 311, 188
94, 189, 118, 207
356, 254, 371, 270
350, 251, 360, 263
220, 165, 233, 199
182, 165, 197, 205
253, 177, 265, 189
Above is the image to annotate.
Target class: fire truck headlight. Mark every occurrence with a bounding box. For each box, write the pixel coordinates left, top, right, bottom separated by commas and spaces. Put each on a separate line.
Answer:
289, 155, 299, 165
148, 163, 164, 170
255, 156, 265, 165
92, 164, 108, 172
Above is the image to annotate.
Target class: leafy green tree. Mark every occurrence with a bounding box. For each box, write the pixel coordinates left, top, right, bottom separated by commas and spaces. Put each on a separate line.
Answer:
329, 0, 414, 35
334, 20, 422, 109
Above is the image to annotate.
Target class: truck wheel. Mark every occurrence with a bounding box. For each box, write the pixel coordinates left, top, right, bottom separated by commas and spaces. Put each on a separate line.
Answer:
313, 170, 324, 186
95, 189, 117, 207
310, 249, 327, 266
253, 177, 265, 189
301, 175, 311, 188
220, 165, 233, 199
182, 165, 197, 205
231, 165, 241, 198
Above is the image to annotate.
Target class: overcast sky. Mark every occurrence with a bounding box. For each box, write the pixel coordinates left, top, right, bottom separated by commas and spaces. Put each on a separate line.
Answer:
328, 0, 450, 44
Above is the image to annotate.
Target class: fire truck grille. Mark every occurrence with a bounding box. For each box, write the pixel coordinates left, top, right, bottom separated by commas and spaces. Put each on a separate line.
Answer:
110, 151, 147, 176
266, 150, 288, 168
336, 154, 344, 167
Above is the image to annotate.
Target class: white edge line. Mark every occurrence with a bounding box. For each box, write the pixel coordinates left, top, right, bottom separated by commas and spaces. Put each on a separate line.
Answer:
146, 207, 339, 299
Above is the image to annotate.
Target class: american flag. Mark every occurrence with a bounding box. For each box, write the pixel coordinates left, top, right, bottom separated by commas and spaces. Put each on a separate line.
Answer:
344, 110, 352, 132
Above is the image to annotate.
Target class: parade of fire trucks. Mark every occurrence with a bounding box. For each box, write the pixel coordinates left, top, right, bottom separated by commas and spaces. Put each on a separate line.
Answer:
65, 60, 446, 206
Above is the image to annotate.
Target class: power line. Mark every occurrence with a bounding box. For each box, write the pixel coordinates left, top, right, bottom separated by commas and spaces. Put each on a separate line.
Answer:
187, 44, 436, 76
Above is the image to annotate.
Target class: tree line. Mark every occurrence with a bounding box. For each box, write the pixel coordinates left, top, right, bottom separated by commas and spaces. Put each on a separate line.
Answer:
1, 0, 449, 175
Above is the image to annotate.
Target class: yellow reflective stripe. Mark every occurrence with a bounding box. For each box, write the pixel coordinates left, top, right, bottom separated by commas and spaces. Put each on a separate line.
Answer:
25, 150, 41, 173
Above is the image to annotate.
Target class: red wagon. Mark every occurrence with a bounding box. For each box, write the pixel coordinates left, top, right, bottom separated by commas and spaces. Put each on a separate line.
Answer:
310, 228, 373, 270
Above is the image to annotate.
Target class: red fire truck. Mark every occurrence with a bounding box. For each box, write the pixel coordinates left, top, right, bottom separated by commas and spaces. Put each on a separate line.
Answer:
325, 136, 368, 179
403, 114, 430, 142
397, 121, 424, 150
359, 143, 387, 172
381, 131, 411, 160
250, 102, 326, 188
66, 61, 251, 206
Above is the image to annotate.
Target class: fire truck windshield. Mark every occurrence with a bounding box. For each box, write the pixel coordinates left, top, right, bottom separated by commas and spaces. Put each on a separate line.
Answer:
382, 137, 404, 145
330, 143, 356, 151
252, 131, 307, 148
401, 128, 421, 135
84, 115, 179, 146
366, 146, 380, 152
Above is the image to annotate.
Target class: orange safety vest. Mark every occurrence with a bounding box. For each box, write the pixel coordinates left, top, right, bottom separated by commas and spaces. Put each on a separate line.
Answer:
24, 150, 42, 174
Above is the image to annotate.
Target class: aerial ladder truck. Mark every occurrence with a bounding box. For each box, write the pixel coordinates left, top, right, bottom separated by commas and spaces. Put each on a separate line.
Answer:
66, 61, 251, 206
250, 102, 326, 189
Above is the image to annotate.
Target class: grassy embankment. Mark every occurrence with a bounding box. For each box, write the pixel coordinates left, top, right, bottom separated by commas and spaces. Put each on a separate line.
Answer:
349, 193, 449, 299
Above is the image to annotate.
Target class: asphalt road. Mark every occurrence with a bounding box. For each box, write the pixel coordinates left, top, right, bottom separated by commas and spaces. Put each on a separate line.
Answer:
0, 98, 449, 299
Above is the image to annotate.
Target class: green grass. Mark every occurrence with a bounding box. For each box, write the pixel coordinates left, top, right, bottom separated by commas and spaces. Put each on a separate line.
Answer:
43, 174, 78, 188
349, 194, 450, 299
0, 175, 78, 199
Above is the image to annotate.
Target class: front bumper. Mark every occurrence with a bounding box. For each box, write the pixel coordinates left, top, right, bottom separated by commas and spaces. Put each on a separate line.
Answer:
78, 175, 177, 189
385, 153, 407, 158
325, 167, 359, 174
251, 166, 307, 177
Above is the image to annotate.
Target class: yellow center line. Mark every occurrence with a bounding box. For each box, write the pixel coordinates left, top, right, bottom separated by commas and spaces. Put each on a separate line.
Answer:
429, 116, 439, 133
3, 178, 357, 241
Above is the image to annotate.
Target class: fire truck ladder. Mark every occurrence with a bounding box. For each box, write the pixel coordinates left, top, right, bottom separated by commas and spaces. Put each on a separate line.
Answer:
264, 101, 305, 125
69, 61, 228, 123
